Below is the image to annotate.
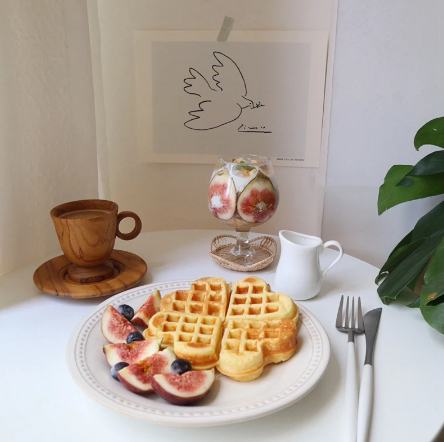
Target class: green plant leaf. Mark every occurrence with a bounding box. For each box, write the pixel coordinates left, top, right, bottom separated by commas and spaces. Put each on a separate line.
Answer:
378, 165, 410, 214
412, 200, 444, 241
424, 237, 444, 284
376, 204, 444, 309
406, 151, 444, 176
406, 296, 421, 308
414, 117, 444, 151
421, 281, 444, 306
420, 237, 444, 334
376, 203, 444, 284
395, 284, 420, 307
375, 230, 413, 285
393, 230, 414, 250
420, 296, 444, 334
378, 165, 444, 214
377, 232, 444, 304
375, 238, 424, 284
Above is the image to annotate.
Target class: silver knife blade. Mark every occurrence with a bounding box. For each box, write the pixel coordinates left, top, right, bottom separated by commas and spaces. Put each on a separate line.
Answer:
363, 308, 382, 366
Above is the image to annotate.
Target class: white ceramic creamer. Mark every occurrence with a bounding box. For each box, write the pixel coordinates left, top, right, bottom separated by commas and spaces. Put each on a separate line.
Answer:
275, 230, 343, 300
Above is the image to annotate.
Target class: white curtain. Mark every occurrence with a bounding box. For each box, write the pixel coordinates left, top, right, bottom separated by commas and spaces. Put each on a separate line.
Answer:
0, 0, 100, 276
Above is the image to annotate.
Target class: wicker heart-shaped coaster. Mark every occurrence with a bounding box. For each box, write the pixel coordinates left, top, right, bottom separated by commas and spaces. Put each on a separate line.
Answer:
209, 235, 277, 272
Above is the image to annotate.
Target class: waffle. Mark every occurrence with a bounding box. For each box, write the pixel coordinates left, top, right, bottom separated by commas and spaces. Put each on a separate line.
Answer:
160, 277, 230, 319
143, 276, 299, 381
226, 277, 299, 322
217, 318, 298, 382
143, 311, 223, 370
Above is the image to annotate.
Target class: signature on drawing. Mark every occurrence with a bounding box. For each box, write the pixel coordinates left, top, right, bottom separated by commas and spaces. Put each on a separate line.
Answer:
238, 124, 271, 134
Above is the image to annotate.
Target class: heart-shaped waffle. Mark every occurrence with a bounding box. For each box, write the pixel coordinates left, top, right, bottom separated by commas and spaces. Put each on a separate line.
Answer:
217, 318, 298, 382
226, 277, 299, 322
144, 311, 223, 370
160, 277, 230, 319
144, 276, 299, 380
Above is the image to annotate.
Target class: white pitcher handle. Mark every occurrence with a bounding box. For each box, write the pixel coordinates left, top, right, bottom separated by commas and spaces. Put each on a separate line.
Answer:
322, 240, 343, 278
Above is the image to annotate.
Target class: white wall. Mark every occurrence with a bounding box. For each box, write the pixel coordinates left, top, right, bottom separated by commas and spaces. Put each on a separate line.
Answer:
323, 0, 444, 267
92, 0, 334, 238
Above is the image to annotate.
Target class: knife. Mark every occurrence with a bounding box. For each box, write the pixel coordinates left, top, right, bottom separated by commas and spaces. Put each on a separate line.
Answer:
357, 308, 382, 442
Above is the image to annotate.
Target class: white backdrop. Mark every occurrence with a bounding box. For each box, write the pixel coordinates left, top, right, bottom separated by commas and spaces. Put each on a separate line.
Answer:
0, 0, 98, 276
0, 0, 335, 277
89, 0, 334, 240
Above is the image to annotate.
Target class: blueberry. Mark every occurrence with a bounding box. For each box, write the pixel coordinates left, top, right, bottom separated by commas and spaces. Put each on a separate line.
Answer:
111, 362, 129, 381
117, 304, 134, 321
171, 359, 192, 375
126, 331, 144, 344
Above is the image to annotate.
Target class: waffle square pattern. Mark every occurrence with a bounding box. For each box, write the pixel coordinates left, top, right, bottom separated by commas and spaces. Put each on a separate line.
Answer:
160, 277, 230, 319
145, 311, 223, 370
144, 276, 299, 381
226, 277, 299, 322
218, 318, 298, 382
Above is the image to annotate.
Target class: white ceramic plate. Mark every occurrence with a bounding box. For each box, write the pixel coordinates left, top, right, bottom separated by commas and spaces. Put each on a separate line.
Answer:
66, 280, 330, 427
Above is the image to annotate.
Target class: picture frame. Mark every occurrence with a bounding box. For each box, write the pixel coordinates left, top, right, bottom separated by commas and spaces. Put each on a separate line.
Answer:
135, 30, 328, 167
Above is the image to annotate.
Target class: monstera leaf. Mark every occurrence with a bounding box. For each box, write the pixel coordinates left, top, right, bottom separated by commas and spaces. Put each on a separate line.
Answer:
414, 117, 444, 150
377, 200, 444, 304
406, 151, 444, 177
377, 232, 444, 304
378, 117, 444, 215
375, 237, 424, 285
377, 117, 444, 334
411, 200, 444, 240
378, 166, 444, 215
420, 237, 444, 334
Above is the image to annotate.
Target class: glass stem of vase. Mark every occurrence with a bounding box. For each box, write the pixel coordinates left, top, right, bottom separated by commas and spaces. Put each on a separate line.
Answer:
232, 230, 255, 258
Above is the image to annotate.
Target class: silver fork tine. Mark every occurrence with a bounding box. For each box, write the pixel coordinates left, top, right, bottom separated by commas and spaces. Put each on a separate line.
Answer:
345, 296, 349, 329
358, 297, 364, 331
351, 297, 355, 329
336, 295, 344, 328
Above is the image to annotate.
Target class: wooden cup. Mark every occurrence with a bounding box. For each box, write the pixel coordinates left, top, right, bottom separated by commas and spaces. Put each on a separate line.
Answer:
50, 199, 142, 284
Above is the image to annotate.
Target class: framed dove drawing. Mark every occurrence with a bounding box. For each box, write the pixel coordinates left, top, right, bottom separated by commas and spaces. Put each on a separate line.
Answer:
135, 31, 328, 167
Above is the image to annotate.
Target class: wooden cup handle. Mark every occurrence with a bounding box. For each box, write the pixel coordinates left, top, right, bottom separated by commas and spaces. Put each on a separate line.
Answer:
116, 211, 142, 241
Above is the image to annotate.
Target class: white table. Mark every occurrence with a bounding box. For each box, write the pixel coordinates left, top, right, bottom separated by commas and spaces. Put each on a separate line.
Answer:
1, 230, 443, 442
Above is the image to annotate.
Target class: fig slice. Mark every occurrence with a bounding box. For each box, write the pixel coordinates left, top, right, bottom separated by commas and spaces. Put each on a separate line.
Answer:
101, 305, 138, 344
103, 339, 161, 366
117, 347, 176, 394
132, 290, 161, 329
152, 369, 215, 405
237, 171, 278, 224
208, 169, 236, 221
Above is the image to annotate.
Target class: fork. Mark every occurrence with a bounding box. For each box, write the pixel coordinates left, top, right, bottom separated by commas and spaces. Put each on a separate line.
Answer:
336, 296, 365, 442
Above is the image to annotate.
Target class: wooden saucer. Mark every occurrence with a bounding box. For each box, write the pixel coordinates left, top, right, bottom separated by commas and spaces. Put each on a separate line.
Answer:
33, 250, 147, 299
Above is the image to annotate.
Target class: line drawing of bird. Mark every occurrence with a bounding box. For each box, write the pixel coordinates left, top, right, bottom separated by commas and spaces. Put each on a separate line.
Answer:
183, 51, 255, 130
